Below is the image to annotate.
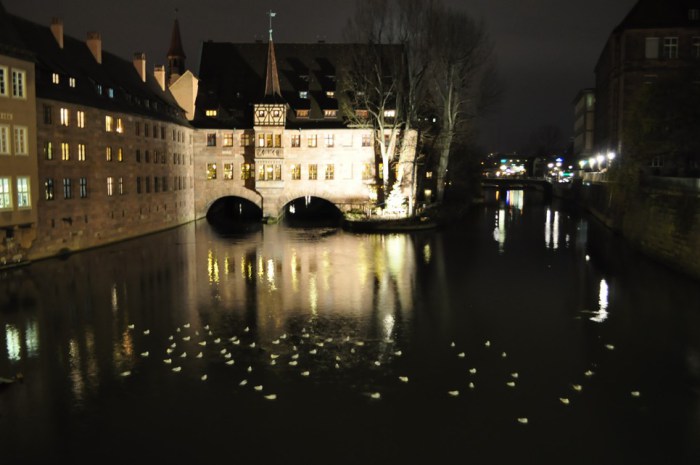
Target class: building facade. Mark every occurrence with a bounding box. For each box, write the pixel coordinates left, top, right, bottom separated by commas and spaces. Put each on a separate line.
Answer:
0, 2, 39, 265
594, 0, 700, 173
572, 88, 595, 162
3, 7, 195, 261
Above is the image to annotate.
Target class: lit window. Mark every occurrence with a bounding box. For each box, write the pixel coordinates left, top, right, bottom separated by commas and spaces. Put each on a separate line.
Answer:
44, 178, 54, 200
52, 73, 60, 84
325, 164, 335, 180
207, 133, 216, 146
206, 109, 218, 117
116, 118, 123, 134
106, 146, 112, 161
426, 171, 433, 179
274, 164, 281, 180
207, 163, 217, 179
257, 134, 265, 148
78, 144, 86, 161
308, 164, 318, 180
107, 177, 114, 196
16, 177, 30, 208
324, 109, 337, 118
118, 177, 124, 195
325, 133, 335, 147
69, 77, 76, 88
257, 164, 265, 181
0, 178, 11, 209
224, 163, 234, 180
362, 134, 371, 147
275, 134, 282, 147
241, 133, 251, 147
291, 164, 301, 180
107, 88, 114, 98
60, 108, 69, 126
291, 134, 300, 147
383, 109, 396, 118
0, 125, 9, 154
0, 66, 7, 96
14, 126, 28, 155
326, 90, 335, 98
663, 37, 678, 59
63, 178, 72, 199
308, 134, 318, 148
77, 110, 85, 128
79, 178, 87, 198
96, 84, 103, 95
296, 109, 309, 118
362, 163, 373, 180
44, 141, 54, 160
61, 142, 70, 161
355, 109, 369, 119
12, 69, 26, 98
117, 147, 123, 162
223, 133, 234, 147
299, 91, 308, 99
240, 163, 253, 180
105, 116, 114, 132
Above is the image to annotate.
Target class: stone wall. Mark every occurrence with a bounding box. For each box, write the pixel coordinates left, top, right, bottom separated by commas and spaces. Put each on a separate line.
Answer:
575, 177, 700, 281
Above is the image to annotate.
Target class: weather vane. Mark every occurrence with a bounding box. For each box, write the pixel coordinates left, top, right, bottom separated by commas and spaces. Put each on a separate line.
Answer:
268, 10, 277, 41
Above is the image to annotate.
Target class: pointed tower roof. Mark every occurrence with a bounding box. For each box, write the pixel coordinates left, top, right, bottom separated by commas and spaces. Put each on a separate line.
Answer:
264, 39, 282, 98
167, 17, 186, 59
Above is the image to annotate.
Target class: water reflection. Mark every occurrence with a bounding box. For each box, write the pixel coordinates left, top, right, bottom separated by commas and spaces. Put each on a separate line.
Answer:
492, 189, 524, 253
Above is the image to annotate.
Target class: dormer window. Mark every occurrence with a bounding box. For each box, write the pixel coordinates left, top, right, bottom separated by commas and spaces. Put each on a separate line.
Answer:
107, 88, 114, 99
206, 109, 217, 117
326, 90, 335, 98
96, 84, 103, 95
52, 73, 60, 84
324, 109, 337, 118
297, 109, 309, 118
384, 109, 396, 118
299, 91, 308, 99
69, 77, 76, 88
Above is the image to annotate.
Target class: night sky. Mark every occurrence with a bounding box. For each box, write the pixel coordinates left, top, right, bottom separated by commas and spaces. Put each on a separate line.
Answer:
5, 0, 638, 153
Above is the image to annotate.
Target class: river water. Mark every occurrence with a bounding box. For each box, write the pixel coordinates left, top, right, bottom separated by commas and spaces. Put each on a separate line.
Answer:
1, 189, 699, 465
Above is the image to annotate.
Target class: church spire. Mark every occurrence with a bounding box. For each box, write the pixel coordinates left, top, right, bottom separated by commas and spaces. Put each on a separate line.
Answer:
264, 10, 281, 98
167, 11, 186, 84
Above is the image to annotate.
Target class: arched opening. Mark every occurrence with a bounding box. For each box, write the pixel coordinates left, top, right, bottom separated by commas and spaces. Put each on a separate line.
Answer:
206, 197, 262, 234
282, 196, 343, 227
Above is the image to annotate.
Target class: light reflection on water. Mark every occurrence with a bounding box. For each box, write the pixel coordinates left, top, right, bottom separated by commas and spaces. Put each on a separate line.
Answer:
1, 190, 699, 464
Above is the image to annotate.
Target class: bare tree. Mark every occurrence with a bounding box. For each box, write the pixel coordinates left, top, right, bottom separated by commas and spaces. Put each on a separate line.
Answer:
429, 9, 496, 203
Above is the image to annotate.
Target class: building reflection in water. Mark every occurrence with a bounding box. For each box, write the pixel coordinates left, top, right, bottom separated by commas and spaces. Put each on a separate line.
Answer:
194, 224, 418, 344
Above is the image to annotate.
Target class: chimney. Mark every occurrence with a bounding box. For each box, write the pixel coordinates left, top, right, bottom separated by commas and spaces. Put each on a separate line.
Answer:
86, 32, 102, 64
154, 65, 166, 91
133, 52, 147, 82
50, 18, 64, 49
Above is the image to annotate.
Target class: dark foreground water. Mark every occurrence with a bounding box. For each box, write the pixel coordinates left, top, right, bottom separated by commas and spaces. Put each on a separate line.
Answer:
1, 189, 699, 465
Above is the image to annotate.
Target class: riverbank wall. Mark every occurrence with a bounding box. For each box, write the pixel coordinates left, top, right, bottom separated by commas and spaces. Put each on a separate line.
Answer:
560, 175, 700, 281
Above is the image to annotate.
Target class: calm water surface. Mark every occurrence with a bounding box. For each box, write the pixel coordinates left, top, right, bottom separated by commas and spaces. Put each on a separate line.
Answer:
1, 189, 699, 465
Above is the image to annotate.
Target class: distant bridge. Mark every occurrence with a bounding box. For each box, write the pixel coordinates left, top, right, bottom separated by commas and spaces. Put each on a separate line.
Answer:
480, 177, 553, 195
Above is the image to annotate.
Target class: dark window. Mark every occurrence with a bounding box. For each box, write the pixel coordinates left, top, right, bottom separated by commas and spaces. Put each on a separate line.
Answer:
43, 105, 52, 124
45, 178, 54, 200
207, 133, 217, 146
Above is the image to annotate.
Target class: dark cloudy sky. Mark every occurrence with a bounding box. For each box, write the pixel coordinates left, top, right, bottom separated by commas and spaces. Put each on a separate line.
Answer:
4, 0, 638, 153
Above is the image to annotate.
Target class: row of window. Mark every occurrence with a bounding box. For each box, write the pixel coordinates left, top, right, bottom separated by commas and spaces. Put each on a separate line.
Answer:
0, 125, 28, 155
43, 175, 192, 200
205, 162, 374, 181
0, 66, 26, 99
0, 176, 31, 210
42, 141, 190, 165
644, 36, 700, 60
42, 105, 189, 143
205, 132, 373, 148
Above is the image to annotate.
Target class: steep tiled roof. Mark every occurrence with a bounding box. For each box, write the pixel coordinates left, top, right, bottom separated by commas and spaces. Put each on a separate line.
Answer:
6, 12, 188, 125
194, 42, 353, 128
